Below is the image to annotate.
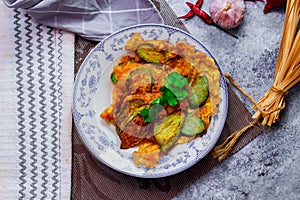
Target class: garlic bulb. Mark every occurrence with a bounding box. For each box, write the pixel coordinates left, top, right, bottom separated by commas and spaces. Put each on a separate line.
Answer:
209, 0, 246, 29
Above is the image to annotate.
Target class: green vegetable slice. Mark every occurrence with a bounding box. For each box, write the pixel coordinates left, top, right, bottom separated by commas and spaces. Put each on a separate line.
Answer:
136, 44, 165, 63
188, 75, 209, 108
115, 99, 145, 130
126, 68, 154, 93
110, 71, 118, 84
181, 112, 206, 136
154, 111, 184, 150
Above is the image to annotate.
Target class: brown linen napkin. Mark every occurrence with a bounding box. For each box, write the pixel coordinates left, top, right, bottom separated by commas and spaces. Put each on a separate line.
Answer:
72, 0, 262, 199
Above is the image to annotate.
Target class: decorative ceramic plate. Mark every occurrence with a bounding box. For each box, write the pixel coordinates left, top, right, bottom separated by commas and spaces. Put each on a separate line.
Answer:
73, 24, 228, 178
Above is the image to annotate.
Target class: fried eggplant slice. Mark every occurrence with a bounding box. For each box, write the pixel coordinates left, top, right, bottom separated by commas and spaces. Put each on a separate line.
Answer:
126, 67, 154, 94
188, 75, 209, 108
115, 103, 146, 131
117, 115, 155, 149
181, 112, 206, 136
137, 44, 166, 64
153, 111, 185, 151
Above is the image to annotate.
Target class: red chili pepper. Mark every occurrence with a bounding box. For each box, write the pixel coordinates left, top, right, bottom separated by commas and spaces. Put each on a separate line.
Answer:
263, 0, 287, 14
178, 0, 203, 19
178, 10, 195, 19
244, 0, 264, 2
186, 2, 213, 24
186, 2, 238, 39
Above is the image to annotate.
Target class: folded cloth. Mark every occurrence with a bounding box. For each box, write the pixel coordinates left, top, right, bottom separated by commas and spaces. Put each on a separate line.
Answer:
0, 1, 74, 199
2, 0, 164, 41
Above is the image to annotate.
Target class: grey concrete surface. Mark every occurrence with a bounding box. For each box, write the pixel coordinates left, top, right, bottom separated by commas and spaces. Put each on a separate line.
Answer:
165, 0, 300, 199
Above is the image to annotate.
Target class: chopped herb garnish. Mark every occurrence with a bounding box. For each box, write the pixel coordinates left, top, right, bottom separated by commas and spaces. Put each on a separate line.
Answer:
166, 72, 189, 100
111, 72, 118, 84
140, 72, 189, 122
140, 107, 151, 123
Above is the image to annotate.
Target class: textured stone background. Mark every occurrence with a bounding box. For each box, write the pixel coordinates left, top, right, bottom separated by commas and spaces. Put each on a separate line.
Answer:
165, 0, 300, 199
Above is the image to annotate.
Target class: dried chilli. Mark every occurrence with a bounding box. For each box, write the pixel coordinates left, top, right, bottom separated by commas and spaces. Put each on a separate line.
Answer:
185, 2, 238, 38
186, 2, 213, 23
263, 0, 287, 13
178, 0, 203, 19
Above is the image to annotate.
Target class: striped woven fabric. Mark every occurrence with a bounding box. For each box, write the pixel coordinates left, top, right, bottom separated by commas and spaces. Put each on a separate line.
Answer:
3, 0, 163, 41
0, 2, 74, 199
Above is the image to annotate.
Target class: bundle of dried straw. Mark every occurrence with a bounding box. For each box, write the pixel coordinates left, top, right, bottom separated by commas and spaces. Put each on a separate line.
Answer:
252, 0, 300, 126
213, 0, 299, 162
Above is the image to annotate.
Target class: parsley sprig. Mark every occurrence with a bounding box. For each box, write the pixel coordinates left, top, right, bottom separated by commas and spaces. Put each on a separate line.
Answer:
140, 72, 189, 122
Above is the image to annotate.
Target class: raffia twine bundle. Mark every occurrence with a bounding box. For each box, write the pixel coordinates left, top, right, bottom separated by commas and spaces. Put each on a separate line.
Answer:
212, 0, 300, 162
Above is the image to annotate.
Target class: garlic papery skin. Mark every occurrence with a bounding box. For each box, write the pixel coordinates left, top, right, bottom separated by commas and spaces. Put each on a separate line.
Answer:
209, 0, 246, 29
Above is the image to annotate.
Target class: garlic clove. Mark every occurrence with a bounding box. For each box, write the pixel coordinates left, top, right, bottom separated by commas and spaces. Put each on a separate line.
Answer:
209, 0, 246, 29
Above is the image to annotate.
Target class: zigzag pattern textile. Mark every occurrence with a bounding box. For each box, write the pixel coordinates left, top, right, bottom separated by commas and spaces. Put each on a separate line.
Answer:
0, 2, 74, 199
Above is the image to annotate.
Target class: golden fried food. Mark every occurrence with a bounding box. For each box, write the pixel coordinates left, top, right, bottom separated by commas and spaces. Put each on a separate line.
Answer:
100, 33, 220, 168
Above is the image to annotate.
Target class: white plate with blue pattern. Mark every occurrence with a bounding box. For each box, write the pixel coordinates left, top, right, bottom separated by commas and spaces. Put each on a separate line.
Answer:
73, 24, 228, 178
